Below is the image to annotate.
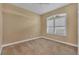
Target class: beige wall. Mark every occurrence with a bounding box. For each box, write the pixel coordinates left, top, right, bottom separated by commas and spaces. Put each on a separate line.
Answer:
0, 3, 78, 46
2, 4, 41, 44
41, 4, 78, 45
0, 4, 3, 53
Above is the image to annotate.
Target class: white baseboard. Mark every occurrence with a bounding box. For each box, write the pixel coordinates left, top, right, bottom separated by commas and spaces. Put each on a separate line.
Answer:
1, 36, 41, 48
1, 36, 78, 48
41, 36, 78, 47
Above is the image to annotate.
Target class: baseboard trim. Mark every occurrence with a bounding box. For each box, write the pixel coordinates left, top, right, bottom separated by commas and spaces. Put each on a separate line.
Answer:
41, 36, 78, 47
1, 36, 41, 48
1, 36, 78, 49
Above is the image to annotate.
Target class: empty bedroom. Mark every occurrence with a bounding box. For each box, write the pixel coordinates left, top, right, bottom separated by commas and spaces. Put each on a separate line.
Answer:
0, 3, 78, 55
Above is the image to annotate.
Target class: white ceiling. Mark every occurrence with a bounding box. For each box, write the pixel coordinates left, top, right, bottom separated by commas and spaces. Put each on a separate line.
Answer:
12, 3, 69, 15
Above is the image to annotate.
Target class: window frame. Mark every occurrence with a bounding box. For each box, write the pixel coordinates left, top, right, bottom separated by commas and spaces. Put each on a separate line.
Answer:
47, 13, 67, 36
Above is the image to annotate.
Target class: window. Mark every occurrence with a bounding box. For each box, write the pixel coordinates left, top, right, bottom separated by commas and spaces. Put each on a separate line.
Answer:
47, 13, 67, 36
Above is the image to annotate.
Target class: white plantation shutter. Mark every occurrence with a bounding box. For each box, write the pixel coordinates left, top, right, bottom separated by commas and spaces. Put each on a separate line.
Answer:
47, 13, 67, 36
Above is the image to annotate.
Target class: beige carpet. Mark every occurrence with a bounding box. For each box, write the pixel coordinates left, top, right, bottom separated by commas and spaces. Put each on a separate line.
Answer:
2, 38, 77, 55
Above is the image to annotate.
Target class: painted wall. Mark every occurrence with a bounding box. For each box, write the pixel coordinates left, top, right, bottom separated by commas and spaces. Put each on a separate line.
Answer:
78, 3, 79, 55
41, 4, 78, 45
0, 4, 3, 54
1, 3, 78, 47
2, 4, 41, 44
